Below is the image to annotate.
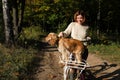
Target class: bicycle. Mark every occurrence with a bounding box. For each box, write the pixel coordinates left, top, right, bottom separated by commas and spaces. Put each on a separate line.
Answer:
60, 53, 89, 80
59, 37, 91, 80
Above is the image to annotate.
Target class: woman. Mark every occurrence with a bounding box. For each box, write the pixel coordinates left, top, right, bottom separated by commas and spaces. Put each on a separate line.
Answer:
58, 10, 90, 60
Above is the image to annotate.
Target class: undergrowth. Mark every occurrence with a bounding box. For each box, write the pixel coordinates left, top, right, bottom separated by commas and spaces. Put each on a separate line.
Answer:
0, 44, 37, 80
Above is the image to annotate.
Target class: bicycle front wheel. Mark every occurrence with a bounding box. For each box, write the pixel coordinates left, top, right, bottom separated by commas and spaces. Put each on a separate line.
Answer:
79, 74, 85, 80
64, 66, 75, 80
74, 70, 85, 80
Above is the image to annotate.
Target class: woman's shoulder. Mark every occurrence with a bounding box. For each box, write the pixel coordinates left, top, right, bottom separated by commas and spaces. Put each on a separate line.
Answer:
69, 22, 78, 26
69, 22, 76, 24
67, 22, 76, 27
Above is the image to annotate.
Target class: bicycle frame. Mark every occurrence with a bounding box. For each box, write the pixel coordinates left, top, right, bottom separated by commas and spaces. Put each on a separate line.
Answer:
61, 55, 89, 80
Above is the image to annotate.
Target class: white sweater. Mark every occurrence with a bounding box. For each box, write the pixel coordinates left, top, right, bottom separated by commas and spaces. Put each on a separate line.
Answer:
63, 22, 89, 41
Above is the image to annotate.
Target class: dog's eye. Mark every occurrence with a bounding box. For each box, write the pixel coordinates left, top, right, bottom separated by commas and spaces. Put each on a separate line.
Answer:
48, 39, 50, 42
47, 38, 51, 42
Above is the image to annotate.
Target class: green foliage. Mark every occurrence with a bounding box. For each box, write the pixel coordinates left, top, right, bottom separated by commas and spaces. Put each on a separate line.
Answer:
57, 21, 68, 33
1, 0, 120, 44
23, 0, 120, 43
20, 26, 43, 40
0, 45, 36, 80
18, 26, 46, 48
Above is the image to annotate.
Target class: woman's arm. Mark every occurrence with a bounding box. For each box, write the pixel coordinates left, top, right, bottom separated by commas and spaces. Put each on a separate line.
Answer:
58, 22, 74, 37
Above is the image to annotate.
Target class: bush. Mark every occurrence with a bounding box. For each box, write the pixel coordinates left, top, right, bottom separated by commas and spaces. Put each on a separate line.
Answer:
57, 22, 68, 33
18, 26, 46, 48
0, 45, 36, 80
19, 26, 46, 40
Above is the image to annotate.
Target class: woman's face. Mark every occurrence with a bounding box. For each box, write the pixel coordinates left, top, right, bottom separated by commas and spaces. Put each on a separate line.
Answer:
76, 15, 85, 24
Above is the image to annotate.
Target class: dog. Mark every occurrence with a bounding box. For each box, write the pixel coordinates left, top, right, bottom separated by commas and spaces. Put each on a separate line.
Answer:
45, 32, 85, 64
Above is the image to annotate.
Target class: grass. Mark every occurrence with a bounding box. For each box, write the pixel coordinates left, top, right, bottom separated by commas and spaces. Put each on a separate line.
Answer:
88, 43, 120, 65
0, 44, 38, 80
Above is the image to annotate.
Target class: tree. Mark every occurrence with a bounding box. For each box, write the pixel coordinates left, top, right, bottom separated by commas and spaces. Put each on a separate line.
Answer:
2, 0, 14, 46
12, 0, 25, 40
2, 0, 25, 46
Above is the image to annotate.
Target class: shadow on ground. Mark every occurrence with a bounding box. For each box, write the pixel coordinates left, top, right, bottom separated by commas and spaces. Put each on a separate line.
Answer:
22, 41, 120, 80
86, 62, 120, 80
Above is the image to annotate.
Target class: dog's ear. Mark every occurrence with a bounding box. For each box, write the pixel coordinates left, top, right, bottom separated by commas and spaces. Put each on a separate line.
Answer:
52, 34, 57, 39
45, 32, 58, 46
49, 32, 57, 40
45, 33, 52, 42
45, 37, 51, 42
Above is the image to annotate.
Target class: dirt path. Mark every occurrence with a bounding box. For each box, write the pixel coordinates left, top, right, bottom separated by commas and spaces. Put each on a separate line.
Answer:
33, 42, 120, 80
87, 54, 120, 80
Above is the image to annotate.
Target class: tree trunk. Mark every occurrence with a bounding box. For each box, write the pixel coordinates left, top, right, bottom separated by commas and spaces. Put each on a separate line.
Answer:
12, 0, 25, 43
2, 0, 14, 46
2, 0, 25, 46
12, 0, 18, 39
18, 0, 25, 34
97, 0, 101, 38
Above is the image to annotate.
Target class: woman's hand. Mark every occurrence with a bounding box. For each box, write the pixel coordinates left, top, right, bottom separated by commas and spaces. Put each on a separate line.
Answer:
86, 36, 91, 41
58, 32, 64, 37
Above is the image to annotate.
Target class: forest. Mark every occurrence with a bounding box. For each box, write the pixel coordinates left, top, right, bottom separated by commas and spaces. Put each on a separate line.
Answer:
0, 0, 120, 46
0, 0, 120, 79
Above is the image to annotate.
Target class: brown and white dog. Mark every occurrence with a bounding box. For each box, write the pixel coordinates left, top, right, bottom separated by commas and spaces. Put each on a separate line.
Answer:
45, 32, 85, 64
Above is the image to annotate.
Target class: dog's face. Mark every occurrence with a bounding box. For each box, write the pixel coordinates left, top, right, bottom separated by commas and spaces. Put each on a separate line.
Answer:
45, 33, 58, 46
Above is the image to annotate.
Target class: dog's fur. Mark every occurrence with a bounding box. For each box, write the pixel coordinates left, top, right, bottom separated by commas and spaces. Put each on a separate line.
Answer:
45, 32, 85, 63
